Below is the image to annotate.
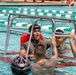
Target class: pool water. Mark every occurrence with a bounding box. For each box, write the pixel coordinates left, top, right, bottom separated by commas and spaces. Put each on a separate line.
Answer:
0, 5, 76, 75
0, 23, 76, 75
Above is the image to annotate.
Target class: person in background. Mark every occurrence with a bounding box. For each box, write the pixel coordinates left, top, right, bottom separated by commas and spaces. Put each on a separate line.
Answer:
69, 33, 76, 57
55, 29, 70, 55
19, 24, 70, 61
31, 35, 58, 75
55, 29, 70, 61
19, 24, 52, 60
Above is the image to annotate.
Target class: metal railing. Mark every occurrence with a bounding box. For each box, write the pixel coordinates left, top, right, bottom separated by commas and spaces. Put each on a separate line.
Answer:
5, 13, 55, 55
1, 13, 76, 55
0, 0, 46, 2
69, 0, 76, 6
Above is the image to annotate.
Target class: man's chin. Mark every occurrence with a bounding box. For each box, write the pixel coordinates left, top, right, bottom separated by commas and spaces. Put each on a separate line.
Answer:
35, 39, 39, 41
35, 37, 39, 40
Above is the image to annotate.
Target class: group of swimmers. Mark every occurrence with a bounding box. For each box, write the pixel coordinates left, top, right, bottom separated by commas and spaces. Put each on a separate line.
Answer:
11, 24, 76, 75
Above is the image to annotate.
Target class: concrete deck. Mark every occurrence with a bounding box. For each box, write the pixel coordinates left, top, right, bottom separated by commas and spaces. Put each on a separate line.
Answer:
0, 1, 69, 6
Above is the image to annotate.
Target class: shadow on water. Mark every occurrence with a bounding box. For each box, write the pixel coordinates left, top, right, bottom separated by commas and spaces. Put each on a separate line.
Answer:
54, 70, 67, 75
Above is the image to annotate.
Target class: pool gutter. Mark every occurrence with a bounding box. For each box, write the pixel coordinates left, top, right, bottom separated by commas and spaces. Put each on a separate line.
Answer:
0, 1, 69, 6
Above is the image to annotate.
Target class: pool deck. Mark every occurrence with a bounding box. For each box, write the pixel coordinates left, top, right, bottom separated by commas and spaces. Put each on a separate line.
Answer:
0, 1, 69, 6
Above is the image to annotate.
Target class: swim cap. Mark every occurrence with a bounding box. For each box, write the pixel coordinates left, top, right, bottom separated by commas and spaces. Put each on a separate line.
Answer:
11, 56, 31, 75
29, 24, 41, 32
55, 29, 64, 35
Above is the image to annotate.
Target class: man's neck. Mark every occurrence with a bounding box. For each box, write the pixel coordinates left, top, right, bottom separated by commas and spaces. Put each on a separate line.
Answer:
31, 39, 39, 43
56, 45, 60, 48
36, 57, 44, 63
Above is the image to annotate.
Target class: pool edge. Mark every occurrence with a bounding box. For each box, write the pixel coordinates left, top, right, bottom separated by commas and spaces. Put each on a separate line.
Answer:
0, 1, 69, 6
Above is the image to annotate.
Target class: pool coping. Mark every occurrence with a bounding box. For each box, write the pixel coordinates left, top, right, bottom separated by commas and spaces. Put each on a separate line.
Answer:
0, 1, 69, 6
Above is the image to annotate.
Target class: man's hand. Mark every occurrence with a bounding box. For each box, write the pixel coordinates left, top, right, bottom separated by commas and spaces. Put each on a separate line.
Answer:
19, 49, 26, 56
69, 33, 75, 41
29, 54, 34, 58
51, 34, 56, 45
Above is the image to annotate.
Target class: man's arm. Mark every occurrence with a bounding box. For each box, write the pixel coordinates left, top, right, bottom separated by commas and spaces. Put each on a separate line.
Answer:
51, 35, 58, 58
19, 49, 26, 56
48, 35, 58, 68
69, 33, 76, 57
19, 49, 34, 58
19, 43, 34, 58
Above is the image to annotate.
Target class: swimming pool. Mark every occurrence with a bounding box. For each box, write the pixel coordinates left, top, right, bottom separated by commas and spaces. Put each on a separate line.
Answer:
0, 5, 76, 75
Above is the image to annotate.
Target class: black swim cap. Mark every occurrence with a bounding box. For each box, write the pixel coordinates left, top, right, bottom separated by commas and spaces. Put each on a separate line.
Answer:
29, 24, 41, 32
11, 56, 31, 75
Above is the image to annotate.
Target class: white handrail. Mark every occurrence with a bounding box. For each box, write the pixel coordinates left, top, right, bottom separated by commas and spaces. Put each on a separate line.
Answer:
69, 0, 76, 6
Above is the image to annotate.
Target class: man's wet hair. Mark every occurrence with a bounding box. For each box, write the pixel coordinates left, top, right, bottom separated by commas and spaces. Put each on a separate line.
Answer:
34, 44, 46, 57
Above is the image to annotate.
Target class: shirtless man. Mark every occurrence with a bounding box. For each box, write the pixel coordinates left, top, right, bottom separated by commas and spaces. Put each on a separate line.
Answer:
55, 29, 70, 55
69, 33, 76, 57
31, 35, 58, 75
19, 24, 52, 60
19, 24, 69, 61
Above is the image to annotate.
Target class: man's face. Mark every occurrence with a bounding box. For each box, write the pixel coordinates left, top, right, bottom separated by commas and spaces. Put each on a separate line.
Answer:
56, 37, 64, 45
32, 28, 40, 40
56, 37, 63, 42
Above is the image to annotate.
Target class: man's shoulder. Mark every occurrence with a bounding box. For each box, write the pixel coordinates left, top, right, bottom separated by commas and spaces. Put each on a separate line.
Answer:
58, 43, 70, 51
31, 63, 40, 70
24, 41, 33, 45
22, 41, 34, 49
31, 59, 55, 75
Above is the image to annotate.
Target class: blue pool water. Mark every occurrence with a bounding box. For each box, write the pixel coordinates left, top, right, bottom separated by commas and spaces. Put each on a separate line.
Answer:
0, 5, 76, 75
1, 5, 76, 11
1, 24, 76, 75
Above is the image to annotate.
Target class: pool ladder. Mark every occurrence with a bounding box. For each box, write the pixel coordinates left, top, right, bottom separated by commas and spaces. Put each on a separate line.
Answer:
69, 0, 76, 6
